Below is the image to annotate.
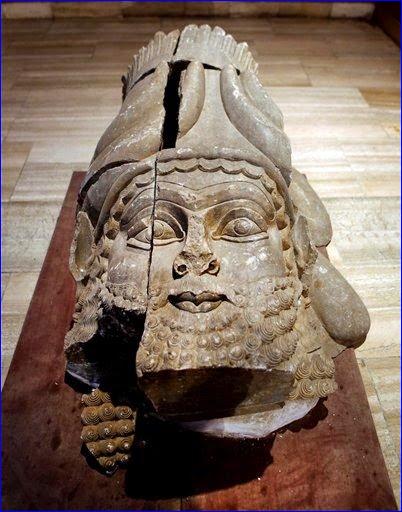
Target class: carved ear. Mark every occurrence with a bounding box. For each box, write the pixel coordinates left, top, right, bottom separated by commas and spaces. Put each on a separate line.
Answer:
292, 215, 318, 283
70, 211, 96, 281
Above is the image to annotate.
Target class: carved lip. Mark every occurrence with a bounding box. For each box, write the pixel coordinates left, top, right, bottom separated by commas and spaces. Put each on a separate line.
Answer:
168, 291, 226, 313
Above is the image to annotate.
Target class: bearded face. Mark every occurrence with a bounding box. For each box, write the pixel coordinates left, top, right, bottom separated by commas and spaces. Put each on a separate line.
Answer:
99, 161, 308, 420
65, 26, 370, 475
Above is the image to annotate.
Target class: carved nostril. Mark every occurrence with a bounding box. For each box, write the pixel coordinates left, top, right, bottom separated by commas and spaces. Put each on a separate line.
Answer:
173, 262, 188, 278
204, 258, 220, 275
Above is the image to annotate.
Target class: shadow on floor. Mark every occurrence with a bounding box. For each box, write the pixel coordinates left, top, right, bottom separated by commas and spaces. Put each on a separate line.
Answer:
124, 399, 328, 500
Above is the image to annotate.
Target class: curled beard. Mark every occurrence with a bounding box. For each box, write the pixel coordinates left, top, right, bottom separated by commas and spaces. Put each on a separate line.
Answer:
66, 269, 337, 407
136, 275, 303, 376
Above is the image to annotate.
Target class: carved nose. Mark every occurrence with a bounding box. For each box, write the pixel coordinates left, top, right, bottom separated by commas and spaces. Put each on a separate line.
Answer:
173, 251, 220, 277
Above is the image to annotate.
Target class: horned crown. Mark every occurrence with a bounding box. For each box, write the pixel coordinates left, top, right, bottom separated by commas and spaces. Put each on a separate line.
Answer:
123, 25, 258, 98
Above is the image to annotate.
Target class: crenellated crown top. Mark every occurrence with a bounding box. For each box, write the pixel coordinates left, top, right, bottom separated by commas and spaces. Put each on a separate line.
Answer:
123, 25, 258, 97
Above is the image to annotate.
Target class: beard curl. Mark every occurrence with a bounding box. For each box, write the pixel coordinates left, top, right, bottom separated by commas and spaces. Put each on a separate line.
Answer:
136, 274, 304, 375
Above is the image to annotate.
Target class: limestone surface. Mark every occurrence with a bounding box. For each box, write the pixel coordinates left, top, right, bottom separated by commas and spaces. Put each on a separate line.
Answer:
64, 24, 370, 473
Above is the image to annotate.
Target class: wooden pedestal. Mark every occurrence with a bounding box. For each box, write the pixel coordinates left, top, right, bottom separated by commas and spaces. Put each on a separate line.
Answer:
2, 173, 397, 510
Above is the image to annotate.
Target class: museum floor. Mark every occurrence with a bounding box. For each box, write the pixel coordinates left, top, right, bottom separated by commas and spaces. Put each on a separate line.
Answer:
2, 15, 400, 504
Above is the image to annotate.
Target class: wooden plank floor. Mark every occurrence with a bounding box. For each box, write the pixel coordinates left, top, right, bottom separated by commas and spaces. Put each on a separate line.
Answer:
2, 15, 400, 505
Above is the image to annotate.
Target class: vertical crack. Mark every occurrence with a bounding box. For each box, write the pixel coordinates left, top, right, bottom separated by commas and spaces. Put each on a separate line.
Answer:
161, 61, 189, 149
145, 157, 158, 299
146, 51, 186, 299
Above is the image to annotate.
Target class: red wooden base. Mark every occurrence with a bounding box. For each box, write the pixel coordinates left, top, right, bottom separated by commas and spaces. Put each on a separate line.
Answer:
2, 172, 397, 510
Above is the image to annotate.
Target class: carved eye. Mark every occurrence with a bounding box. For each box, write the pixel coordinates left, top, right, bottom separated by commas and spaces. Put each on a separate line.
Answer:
141, 219, 180, 244
213, 208, 269, 243
222, 218, 259, 238
127, 212, 184, 249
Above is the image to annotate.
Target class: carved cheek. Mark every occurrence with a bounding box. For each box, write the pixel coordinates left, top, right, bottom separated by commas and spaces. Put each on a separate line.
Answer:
106, 232, 150, 288
213, 228, 286, 281
253, 229, 287, 276
268, 228, 287, 271
254, 244, 287, 277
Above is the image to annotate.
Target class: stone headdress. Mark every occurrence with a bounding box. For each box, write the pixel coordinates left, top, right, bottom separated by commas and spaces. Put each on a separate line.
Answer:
78, 26, 301, 234
65, 25, 370, 473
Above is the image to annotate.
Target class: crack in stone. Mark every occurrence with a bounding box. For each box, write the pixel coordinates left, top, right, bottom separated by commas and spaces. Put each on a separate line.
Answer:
161, 61, 188, 150
145, 157, 158, 300
79, 160, 140, 205
145, 30, 184, 313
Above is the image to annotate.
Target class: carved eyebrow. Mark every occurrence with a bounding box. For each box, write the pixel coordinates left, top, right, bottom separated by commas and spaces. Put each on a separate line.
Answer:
156, 180, 275, 212
120, 186, 155, 226
120, 180, 276, 229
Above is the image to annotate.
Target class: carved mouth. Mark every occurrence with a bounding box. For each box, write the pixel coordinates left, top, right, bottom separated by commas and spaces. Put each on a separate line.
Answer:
168, 291, 226, 313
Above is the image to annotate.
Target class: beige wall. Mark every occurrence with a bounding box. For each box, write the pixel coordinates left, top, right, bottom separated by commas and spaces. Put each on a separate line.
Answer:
2, 2, 375, 19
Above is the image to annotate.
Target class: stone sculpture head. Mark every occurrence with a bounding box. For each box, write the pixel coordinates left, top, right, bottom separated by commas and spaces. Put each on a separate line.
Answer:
65, 25, 370, 471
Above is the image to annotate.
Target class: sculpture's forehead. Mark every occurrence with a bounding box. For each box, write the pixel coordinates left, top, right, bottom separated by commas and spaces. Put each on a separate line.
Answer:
158, 180, 275, 214
124, 164, 270, 188
119, 169, 278, 225
126, 168, 277, 211
156, 166, 270, 191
